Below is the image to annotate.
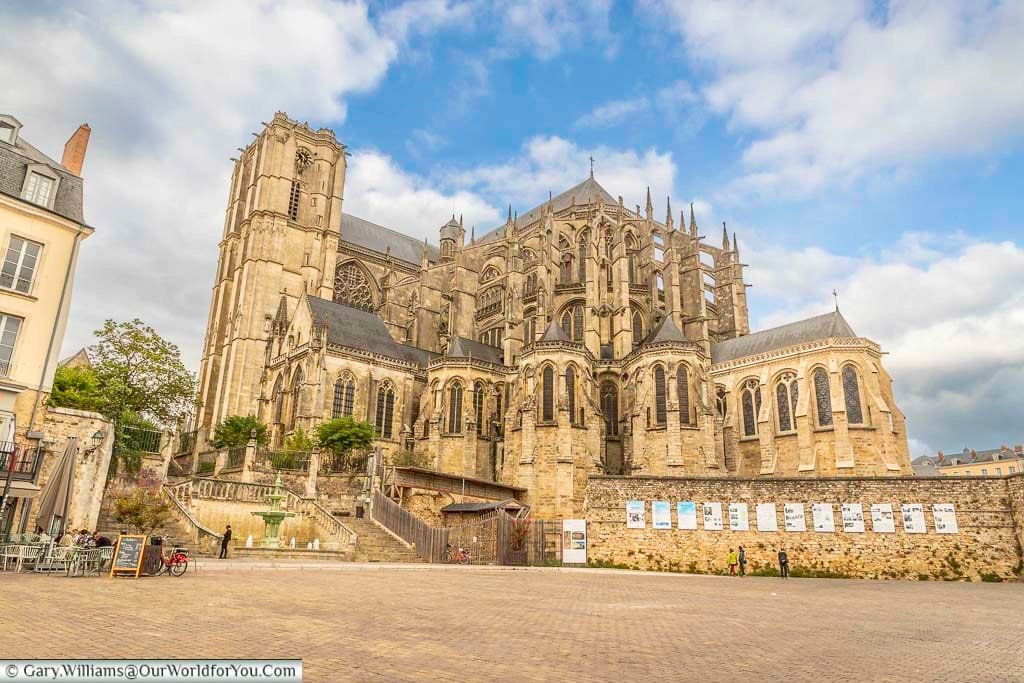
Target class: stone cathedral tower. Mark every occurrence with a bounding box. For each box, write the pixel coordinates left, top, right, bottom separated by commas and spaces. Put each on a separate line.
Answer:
196, 113, 347, 434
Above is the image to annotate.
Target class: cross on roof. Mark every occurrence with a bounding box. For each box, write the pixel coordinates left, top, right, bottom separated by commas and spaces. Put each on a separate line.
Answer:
588, 156, 595, 178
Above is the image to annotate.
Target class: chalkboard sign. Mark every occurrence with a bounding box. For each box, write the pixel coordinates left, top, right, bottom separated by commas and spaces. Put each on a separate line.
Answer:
110, 535, 147, 578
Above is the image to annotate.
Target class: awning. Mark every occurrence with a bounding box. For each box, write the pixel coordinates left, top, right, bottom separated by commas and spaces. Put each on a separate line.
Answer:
4, 479, 41, 499
35, 437, 78, 534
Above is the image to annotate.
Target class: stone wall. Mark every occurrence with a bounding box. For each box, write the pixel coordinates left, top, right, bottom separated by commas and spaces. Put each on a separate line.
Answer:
189, 498, 316, 547
585, 474, 1024, 581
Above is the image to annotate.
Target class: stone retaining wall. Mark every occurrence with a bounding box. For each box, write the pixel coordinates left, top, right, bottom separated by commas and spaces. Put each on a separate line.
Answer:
585, 474, 1024, 581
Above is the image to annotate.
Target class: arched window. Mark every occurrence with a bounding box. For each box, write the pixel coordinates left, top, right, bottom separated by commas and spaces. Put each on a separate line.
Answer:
656, 272, 665, 303
653, 232, 665, 262
601, 382, 618, 436
565, 366, 577, 425
604, 230, 614, 292
271, 376, 284, 425
813, 368, 833, 427
288, 367, 304, 430
741, 379, 761, 437
477, 286, 503, 317
715, 386, 727, 419
473, 381, 486, 435
440, 240, 453, 258
625, 234, 638, 283
843, 366, 864, 424
677, 365, 691, 425
560, 305, 583, 342
479, 327, 503, 348
541, 366, 554, 422
332, 375, 355, 418
776, 372, 798, 432
653, 366, 667, 426
524, 308, 537, 343
632, 309, 644, 347
577, 230, 589, 282
333, 261, 374, 311
375, 382, 395, 439
493, 383, 505, 436
480, 266, 500, 283
560, 253, 574, 283
447, 381, 463, 434
525, 271, 538, 295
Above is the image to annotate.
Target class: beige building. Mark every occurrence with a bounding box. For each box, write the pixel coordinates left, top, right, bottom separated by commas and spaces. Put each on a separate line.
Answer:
196, 113, 911, 518
913, 445, 1024, 477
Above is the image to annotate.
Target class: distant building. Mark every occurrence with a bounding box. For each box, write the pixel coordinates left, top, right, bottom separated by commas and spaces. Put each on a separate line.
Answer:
913, 445, 1024, 477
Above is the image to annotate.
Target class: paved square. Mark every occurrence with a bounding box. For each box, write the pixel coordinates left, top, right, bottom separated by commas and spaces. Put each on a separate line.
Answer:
2, 565, 1022, 681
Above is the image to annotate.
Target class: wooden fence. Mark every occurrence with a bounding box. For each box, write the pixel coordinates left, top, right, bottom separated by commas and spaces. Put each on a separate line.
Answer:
371, 490, 449, 562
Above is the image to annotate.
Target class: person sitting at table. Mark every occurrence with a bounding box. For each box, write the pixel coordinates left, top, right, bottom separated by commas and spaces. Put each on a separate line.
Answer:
58, 532, 74, 546
92, 531, 112, 548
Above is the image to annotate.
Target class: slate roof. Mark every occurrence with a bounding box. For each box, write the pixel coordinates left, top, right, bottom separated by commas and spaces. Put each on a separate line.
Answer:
914, 447, 1024, 470
306, 295, 436, 367
644, 316, 687, 344
477, 176, 618, 244
441, 499, 525, 513
539, 319, 573, 343
340, 213, 439, 265
0, 122, 86, 225
446, 336, 503, 364
710, 310, 857, 364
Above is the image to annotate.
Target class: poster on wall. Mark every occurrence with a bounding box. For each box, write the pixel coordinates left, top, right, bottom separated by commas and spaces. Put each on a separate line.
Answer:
784, 503, 806, 532
702, 502, 724, 530
756, 503, 778, 532
729, 503, 750, 531
626, 501, 646, 529
902, 504, 927, 534
871, 504, 896, 533
841, 503, 866, 533
812, 503, 836, 532
932, 503, 959, 534
561, 519, 587, 564
651, 501, 672, 530
677, 501, 698, 530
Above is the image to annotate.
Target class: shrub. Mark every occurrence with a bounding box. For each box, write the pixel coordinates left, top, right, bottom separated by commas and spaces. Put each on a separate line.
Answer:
283, 427, 315, 452
212, 415, 268, 449
111, 489, 172, 534
391, 450, 431, 468
979, 573, 1004, 583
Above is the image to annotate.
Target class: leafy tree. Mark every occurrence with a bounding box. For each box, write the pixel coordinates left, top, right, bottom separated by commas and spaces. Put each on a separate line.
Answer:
48, 365, 106, 412
211, 415, 268, 449
111, 489, 172, 534
283, 426, 314, 451
315, 417, 375, 455
391, 450, 431, 469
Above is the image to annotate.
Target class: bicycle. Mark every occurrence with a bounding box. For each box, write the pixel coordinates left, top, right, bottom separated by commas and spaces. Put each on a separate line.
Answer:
155, 544, 190, 577
443, 543, 470, 565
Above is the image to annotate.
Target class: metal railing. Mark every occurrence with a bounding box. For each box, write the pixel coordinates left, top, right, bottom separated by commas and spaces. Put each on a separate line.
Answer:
0, 445, 43, 481
176, 430, 197, 456
196, 452, 216, 474
224, 447, 246, 471
320, 450, 369, 474
255, 449, 310, 472
120, 426, 163, 454
371, 490, 448, 563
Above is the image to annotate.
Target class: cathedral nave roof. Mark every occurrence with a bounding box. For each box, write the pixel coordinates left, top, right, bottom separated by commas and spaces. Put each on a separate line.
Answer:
306, 295, 436, 367
710, 310, 857, 364
340, 213, 440, 265
445, 336, 503, 364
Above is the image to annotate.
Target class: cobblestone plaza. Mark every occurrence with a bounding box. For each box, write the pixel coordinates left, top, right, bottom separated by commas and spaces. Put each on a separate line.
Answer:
3, 565, 1022, 681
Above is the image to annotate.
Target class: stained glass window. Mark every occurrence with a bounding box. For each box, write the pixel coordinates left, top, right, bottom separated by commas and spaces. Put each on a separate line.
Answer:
334, 262, 374, 311
376, 383, 395, 438
447, 381, 463, 434
654, 366, 667, 425
814, 368, 833, 426
777, 383, 792, 432
289, 368, 303, 430
741, 379, 760, 436
561, 305, 583, 342
677, 366, 691, 425
601, 382, 618, 436
332, 377, 355, 418
632, 310, 644, 347
843, 366, 864, 424
272, 376, 284, 424
578, 231, 588, 282
566, 367, 576, 425
541, 367, 554, 422
474, 381, 486, 436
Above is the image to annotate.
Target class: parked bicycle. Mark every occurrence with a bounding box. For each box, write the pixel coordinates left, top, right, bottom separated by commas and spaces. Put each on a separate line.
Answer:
154, 542, 190, 577
443, 543, 470, 565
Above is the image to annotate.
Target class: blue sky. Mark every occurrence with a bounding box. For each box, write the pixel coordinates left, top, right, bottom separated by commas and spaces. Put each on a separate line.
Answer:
2, 0, 1023, 454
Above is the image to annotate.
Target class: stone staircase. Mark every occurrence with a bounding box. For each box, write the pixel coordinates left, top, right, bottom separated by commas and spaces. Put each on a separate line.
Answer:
95, 499, 214, 555
344, 517, 422, 563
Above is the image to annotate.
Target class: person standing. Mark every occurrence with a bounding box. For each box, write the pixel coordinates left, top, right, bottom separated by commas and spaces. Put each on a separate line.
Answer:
778, 548, 789, 578
727, 548, 738, 576
738, 545, 747, 577
220, 525, 232, 559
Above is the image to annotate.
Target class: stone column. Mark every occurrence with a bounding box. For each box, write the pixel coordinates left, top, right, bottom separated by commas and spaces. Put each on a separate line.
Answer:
305, 449, 319, 499
213, 450, 226, 477
240, 432, 258, 483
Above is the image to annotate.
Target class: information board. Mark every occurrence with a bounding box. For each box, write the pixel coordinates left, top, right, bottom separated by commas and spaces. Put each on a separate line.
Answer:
932, 503, 959, 534
702, 502, 723, 530
562, 520, 587, 564
902, 504, 927, 534
651, 501, 672, 530
841, 503, 866, 533
756, 503, 778, 532
871, 504, 896, 533
729, 503, 749, 531
812, 503, 836, 532
110, 534, 147, 578
626, 501, 646, 529
784, 503, 806, 532
677, 501, 698, 530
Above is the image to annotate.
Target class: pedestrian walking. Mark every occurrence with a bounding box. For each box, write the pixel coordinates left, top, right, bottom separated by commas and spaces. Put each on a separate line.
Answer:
727, 547, 738, 576
738, 545, 746, 577
778, 547, 789, 578
220, 524, 232, 559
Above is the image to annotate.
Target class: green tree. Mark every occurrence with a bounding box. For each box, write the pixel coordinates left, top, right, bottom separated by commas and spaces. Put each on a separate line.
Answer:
111, 489, 172, 534
315, 417, 375, 455
283, 426, 314, 451
211, 415, 268, 449
47, 365, 106, 412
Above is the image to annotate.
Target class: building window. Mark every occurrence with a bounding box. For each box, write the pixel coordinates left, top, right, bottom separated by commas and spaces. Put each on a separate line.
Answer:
541, 366, 554, 422
741, 379, 761, 437
981, 468, 988, 475
601, 382, 618, 436
842, 365, 864, 424
493, 383, 504, 436
288, 367, 304, 431
653, 232, 665, 263
631, 309, 644, 348
0, 237, 41, 294
560, 305, 583, 342
525, 272, 538, 296
677, 365, 691, 425
440, 241, 453, 259
332, 377, 355, 418
375, 383, 395, 439
477, 286, 503, 317
776, 372, 798, 432
0, 314, 22, 377
524, 309, 536, 344
0, 122, 14, 144
653, 366, 667, 426
479, 327, 503, 348
1010, 466, 1016, 474
565, 366, 576, 425
813, 368, 833, 427
288, 181, 301, 220
559, 253, 574, 284
22, 172, 55, 207
474, 381, 486, 436
333, 262, 374, 311
656, 273, 665, 303
447, 381, 463, 434
715, 386, 728, 419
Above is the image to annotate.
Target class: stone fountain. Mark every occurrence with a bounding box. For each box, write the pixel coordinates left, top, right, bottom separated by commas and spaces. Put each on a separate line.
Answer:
251, 474, 295, 549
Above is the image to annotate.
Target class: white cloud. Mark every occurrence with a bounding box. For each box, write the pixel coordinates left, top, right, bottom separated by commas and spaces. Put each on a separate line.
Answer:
575, 97, 651, 129
498, 0, 617, 59
652, 0, 1024, 196
746, 232, 1024, 453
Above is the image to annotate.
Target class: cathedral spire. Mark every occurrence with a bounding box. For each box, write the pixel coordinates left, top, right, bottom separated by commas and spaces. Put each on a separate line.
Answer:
689, 202, 698, 236
507, 204, 513, 225
733, 231, 739, 258
665, 197, 673, 229
722, 222, 730, 251
645, 187, 653, 220
470, 225, 475, 244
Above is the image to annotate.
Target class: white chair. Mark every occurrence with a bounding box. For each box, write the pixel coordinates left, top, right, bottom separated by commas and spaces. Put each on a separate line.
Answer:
46, 546, 75, 575
14, 545, 42, 573
1, 544, 21, 571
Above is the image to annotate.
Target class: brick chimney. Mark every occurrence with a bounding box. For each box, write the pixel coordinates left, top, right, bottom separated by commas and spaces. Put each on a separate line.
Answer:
61, 123, 91, 176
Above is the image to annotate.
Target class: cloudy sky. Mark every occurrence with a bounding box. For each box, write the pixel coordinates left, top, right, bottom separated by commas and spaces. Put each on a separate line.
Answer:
2, 0, 1022, 455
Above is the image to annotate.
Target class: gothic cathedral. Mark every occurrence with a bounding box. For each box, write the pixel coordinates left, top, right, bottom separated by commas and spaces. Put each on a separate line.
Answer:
196, 113, 911, 518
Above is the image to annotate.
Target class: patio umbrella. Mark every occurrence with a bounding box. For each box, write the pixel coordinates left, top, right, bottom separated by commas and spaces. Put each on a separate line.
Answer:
34, 437, 78, 538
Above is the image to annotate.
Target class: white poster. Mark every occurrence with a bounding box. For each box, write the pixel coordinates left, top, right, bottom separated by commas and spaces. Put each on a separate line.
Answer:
841, 503, 866, 533
729, 503, 750, 531
651, 501, 672, 530
784, 503, 806, 532
756, 503, 778, 532
626, 500, 646, 529
902, 504, 927, 534
702, 502, 724, 531
561, 519, 587, 564
871, 504, 896, 533
933, 503, 959, 534
677, 501, 698, 530
812, 503, 836, 532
